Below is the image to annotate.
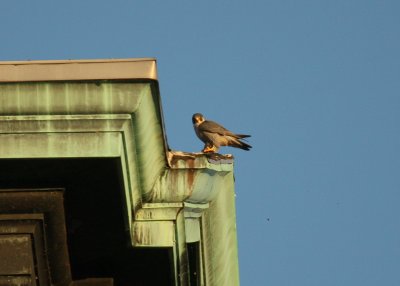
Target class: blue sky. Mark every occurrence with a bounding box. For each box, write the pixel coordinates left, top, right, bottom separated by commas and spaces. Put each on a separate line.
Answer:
2, 1, 400, 285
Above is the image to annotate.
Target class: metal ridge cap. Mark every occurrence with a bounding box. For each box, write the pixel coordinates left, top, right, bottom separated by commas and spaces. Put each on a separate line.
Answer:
0, 58, 158, 82
0, 58, 156, 65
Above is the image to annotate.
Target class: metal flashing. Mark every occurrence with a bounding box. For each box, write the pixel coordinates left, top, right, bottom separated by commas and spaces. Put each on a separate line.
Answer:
0, 58, 157, 82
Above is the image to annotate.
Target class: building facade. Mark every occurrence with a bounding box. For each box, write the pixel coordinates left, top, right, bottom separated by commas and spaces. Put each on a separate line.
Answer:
0, 59, 240, 286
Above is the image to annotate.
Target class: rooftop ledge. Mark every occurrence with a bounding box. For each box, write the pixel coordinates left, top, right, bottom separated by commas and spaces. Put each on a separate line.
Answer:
0, 58, 240, 285
0, 58, 237, 244
147, 150, 234, 203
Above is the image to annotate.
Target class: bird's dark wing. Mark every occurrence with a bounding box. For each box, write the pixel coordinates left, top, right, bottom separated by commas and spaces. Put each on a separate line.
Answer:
203, 131, 253, 150
202, 131, 221, 146
199, 120, 251, 140
198, 120, 234, 136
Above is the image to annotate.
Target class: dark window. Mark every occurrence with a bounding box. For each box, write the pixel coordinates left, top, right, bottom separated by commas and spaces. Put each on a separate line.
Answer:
0, 159, 174, 286
187, 242, 200, 286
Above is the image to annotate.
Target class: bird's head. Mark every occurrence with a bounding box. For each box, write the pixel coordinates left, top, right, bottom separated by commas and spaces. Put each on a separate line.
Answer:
192, 113, 205, 125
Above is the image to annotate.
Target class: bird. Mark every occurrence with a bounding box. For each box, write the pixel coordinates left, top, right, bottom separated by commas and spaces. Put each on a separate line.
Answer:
192, 113, 252, 153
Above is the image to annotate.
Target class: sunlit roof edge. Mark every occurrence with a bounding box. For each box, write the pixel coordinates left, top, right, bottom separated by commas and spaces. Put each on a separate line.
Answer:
0, 58, 158, 82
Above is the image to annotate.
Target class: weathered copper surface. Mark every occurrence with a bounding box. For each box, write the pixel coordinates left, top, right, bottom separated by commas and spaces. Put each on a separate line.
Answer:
0, 58, 240, 286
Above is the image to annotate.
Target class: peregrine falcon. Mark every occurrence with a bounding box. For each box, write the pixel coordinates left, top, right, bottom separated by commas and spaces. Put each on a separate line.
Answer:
192, 113, 252, 153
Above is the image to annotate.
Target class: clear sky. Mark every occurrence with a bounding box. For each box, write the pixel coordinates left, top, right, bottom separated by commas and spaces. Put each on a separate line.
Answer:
2, 1, 400, 285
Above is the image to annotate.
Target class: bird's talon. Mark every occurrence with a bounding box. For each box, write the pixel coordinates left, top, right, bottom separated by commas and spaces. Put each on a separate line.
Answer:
202, 146, 217, 153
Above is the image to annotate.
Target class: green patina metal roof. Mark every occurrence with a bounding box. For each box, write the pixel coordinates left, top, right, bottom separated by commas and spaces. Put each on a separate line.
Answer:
0, 58, 240, 286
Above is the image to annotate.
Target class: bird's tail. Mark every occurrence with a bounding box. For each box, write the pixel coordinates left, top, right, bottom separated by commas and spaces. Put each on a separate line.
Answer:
231, 138, 252, 151
235, 134, 251, 139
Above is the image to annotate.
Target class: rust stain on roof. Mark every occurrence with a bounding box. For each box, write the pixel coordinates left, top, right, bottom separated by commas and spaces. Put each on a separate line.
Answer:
168, 151, 234, 168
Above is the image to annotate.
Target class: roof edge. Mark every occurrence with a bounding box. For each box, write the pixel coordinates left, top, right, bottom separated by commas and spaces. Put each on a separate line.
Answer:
0, 58, 156, 65
0, 58, 158, 82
